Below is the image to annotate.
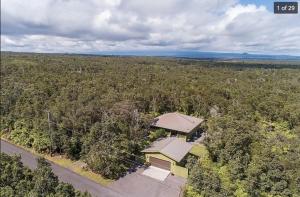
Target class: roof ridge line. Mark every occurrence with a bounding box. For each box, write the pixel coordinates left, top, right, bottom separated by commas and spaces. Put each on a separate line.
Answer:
160, 138, 193, 162
161, 137, 176, 150
176, 112, 195, 124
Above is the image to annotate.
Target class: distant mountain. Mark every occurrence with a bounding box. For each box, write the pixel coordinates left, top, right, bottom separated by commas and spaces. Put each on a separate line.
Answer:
3, 50, 300, 61
96, 51, 300, 61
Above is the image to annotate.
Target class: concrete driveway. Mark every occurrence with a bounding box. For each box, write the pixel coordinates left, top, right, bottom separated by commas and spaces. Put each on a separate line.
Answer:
109, 168, 186, 197
142, 166, 170, 181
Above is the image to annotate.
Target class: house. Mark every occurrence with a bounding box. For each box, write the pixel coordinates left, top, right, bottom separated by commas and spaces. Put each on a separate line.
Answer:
151, 112, 204, 141
142, 137, 192, 178
142, 113, 204, 178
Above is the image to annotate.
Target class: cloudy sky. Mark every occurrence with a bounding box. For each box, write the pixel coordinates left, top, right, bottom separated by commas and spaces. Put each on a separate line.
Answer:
1, 0, 300, 55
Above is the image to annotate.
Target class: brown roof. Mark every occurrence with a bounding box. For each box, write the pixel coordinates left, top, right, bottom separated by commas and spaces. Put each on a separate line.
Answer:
151, 112, 204, 133
142, 137, 192, 162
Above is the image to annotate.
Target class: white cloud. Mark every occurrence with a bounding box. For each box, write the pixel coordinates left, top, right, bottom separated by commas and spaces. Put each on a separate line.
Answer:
1, 0, 300, 55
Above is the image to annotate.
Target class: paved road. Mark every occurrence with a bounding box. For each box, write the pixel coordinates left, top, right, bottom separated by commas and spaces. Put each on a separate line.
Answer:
0, 139, 123, 197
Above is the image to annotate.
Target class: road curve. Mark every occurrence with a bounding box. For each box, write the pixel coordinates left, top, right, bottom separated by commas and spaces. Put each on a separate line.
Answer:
0, 139, 123, 197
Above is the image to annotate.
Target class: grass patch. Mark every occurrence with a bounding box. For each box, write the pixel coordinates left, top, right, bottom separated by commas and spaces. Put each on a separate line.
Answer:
1, 137, 113, 186
190, 144, 216, 169
190, 144, 208, 158
45, 155, 113, 186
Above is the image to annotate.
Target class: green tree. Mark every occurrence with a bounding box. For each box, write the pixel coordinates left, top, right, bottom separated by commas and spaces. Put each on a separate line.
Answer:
31, 157, 59, 196
188, 162, 227, 197
54, 183, 76, 197
0, 153, 91, 196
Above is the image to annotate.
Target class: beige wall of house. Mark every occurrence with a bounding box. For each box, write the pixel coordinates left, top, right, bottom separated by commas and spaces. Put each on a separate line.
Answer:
165, 127, 198, 142
177, 133, 187, 141
145, 153, 188, 178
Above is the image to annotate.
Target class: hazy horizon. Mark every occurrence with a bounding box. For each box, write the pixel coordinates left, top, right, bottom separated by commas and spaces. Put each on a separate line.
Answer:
1, 0, 300, 55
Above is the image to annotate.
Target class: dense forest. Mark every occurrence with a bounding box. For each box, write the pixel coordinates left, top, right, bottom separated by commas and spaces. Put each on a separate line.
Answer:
1, 52, 300, 196
0, 153, 90, 197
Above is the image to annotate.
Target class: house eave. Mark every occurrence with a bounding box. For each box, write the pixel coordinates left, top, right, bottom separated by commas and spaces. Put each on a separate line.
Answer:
143, 150, 188, 163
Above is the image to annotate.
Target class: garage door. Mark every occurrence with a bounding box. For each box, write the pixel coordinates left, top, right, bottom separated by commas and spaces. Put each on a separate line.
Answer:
149, 157, 171, 171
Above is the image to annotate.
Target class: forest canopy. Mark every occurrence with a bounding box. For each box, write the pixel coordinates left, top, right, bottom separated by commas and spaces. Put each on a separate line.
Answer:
1, 53, 300, 196
0, 153, 91, 197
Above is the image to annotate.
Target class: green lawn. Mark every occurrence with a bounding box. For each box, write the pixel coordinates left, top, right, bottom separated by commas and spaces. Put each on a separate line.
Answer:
189, 144, 215, 169
45, 155, 113, 186
189, 144, 208, 158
